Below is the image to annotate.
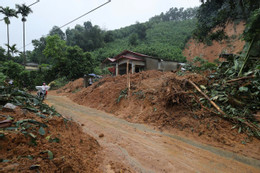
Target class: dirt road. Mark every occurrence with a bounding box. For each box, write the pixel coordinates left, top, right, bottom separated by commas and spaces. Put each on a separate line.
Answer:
46, 95, 260, 173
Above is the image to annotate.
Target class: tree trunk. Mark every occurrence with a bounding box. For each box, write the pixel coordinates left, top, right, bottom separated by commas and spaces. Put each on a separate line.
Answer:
7, 24, 10, 59
23, 21, 26, 66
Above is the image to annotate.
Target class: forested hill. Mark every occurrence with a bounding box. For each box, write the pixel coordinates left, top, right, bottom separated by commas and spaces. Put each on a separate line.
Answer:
27, 7, 198, 65
92, 19, 196, 63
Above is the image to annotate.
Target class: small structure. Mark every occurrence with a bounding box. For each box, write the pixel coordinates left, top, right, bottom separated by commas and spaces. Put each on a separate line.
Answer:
103, 50, 178, 76
25, 62, 39, 71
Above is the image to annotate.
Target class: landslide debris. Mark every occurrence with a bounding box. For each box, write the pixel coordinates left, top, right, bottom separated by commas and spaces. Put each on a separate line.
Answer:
0, 86, 101, 172
58, 68, 260, 159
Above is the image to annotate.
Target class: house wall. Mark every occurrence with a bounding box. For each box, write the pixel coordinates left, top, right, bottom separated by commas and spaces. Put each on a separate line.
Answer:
159, 61, 178, 71
145, 57, 159, 70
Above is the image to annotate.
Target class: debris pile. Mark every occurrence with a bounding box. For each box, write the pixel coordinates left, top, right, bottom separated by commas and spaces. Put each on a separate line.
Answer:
0, 86, 101, 172
58, 69, 259, 159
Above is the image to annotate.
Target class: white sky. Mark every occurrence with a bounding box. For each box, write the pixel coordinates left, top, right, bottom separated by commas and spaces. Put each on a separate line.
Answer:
0, 0, 201, 51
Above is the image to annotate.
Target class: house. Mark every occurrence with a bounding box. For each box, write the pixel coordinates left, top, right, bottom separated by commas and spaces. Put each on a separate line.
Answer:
103, 50, 178, 76
25, 62, 39, 71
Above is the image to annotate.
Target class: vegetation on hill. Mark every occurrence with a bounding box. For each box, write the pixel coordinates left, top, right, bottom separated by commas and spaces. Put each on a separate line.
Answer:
0, 6, 198, 88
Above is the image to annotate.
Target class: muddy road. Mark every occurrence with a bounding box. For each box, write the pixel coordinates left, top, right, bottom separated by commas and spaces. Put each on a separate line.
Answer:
46, 95, 260, 173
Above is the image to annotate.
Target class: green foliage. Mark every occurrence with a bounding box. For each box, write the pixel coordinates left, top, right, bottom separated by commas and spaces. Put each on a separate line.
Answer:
149, 7, 198, 23
194, 0, 260, 42
65, 46, 93, 79
188, 53, 260, 138
43, 35, 67, 60
92, 19, 196, 63
0, 72, 7, 85
185, 56, 217, 72
0, 46, 7, 61
48, 77, 69, 90
117, 88, 128, 103
0, 61, 24, 82
66, 21, 104, 51
128, 33, 138, 46
29, 37, 47, 64
49, 26, 65, 40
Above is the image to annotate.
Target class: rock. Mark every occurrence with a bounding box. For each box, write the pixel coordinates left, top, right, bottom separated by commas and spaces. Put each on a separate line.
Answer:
99, 133, 104, 138
2, 103, 17, 112
29, 165, 40, 170
2, 163, 19, 171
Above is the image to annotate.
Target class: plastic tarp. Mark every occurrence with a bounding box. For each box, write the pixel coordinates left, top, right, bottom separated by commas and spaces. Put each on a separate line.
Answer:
36, 86, 50, 91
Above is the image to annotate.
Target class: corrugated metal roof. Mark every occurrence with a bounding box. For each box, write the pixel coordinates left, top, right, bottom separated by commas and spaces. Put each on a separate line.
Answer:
103, 57, 116, 63
117, 55, 144, 61
113, 50, 151, 60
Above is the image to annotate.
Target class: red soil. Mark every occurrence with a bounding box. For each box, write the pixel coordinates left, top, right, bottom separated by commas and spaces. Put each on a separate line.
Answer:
57, 70, 260, 159
0, 107, 101, 172
183, 22, 246, 62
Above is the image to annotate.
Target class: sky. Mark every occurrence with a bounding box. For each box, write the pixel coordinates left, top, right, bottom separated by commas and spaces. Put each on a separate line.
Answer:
0, 0, 201, 51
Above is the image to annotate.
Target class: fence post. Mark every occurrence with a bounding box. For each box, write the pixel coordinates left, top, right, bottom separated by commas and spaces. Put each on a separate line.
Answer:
84, 74, 88, 88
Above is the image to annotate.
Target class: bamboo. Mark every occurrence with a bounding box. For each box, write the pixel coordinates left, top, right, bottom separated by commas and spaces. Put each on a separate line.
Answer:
238, 37, 255, 76
188, 79, 260, 133
187, 79, 226, 116
226, 75, 255, 83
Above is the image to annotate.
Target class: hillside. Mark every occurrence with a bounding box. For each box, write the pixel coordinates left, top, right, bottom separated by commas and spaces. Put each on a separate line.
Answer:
92, 19, 197, 63
183, 22, 246, 62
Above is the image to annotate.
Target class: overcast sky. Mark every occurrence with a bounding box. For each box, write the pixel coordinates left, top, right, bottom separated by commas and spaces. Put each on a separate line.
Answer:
0, 0, 201, 51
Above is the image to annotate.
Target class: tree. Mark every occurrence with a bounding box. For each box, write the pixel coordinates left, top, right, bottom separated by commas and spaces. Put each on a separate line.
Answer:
0, 46, 6, 61
0, 6, 18, 59
16, 4, 33, 65
104, 31, 114, 43
129, 33, 138, 46
6, 44, 19, 57
43, 35, 67, 77
135, 22, 147, 40
66, 46, 93, 79
49, 26, 65, 40
30, 37, 47, 63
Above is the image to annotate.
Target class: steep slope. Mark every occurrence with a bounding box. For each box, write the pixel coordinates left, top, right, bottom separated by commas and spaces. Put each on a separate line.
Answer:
183, 22, 246, 62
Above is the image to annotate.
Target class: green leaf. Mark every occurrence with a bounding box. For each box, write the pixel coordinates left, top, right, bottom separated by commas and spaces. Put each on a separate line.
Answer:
38, 127, 45, 136
239, 86, 248, 92
238, 127, 242, 133
200, 85, 206, 90
48, 150, 53, 160
36, 112, 47, 119
45, 135, 51, 140
29, 133, 36, 138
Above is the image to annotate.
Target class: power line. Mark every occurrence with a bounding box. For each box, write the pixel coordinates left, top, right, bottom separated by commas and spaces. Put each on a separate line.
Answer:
19, 0, 111, 50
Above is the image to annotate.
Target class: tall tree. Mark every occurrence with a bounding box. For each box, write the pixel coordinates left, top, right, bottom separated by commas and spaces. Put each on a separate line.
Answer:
16, 4, 33, 65
0, 6, 18, 59
49, 26, 65, 40
6, 44, 19, 57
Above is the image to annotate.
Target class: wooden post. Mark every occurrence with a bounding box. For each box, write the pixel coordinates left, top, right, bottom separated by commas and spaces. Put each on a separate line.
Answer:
116, 63, 119, 76
127, 60, 130, 97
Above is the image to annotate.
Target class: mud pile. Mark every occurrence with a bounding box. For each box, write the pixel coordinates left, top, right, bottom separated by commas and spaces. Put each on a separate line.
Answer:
57, 78, 84, 94
58, 70, 260, 158
0, 106, 100, 172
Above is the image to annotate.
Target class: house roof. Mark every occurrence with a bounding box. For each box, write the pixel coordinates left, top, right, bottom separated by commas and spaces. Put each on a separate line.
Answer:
113, 50, 152, 60
116, 55, 144, 61
103, 57, 116, 63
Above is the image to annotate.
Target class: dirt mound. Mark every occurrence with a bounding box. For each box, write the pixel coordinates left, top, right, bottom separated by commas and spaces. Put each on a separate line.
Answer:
57, 70, 260, 158
57, 78, 84, 94
183, 21, 245, 62
0, 107, 101, 172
